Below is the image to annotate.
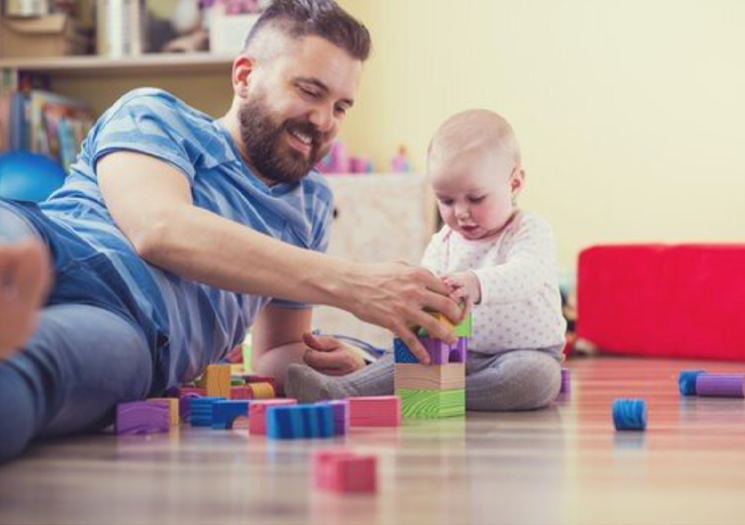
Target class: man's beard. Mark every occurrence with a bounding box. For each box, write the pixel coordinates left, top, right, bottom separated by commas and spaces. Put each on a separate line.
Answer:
238, 95, 328, 184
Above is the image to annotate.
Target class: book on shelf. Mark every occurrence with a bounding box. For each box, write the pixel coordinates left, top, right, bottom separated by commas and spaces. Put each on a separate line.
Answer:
0, 88, 95, 172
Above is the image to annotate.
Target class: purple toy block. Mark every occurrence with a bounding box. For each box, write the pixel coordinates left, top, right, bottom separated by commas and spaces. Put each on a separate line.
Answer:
423, 337, 467, 364
116, 401, 170, 435
560, 368, 571, 394
328, 400, 350, 436
696, 373, 745, 398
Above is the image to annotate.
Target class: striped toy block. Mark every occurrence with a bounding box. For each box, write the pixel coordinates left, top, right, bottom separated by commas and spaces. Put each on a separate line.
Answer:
146, 398, 180, 426
348, 396, 401, 427
266, 404, 335, 440
313, 450, 377, 494
212, 400, 250, 429
116, 401, 171, 435
230, 386, 254, 400
189, 396, 226, 427
248, 399, 298, 435
398, 388, 465, 419
197, 364, 232, 399
394, 363, 466, 391
394, 337, 467, 364
322, 400, 350, 436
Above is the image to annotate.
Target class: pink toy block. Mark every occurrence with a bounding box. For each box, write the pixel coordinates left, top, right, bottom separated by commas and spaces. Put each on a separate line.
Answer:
231, 386, 254, 400
313, 450, 377, 494
178, 387, 206, 397
116, 401, 170, 435
248, 398, 297, 435
348, 396, 401, 427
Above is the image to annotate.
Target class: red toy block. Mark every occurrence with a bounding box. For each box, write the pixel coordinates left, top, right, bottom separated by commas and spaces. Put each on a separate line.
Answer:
230, 386, 254, 400
248, 398, 297, 435
348, 396, 401, 427
313, 450, 377, 494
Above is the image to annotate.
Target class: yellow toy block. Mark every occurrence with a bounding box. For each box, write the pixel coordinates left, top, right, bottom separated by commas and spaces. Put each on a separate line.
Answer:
197, 364, 232, 399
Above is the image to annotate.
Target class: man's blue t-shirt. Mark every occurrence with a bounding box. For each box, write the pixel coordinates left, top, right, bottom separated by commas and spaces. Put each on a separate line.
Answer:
29, 88, 333, 389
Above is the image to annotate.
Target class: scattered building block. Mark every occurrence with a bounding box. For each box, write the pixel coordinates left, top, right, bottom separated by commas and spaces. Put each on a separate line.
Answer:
394, 363, 466, 391
394, 337, 467, 364
398, 389, 465, 419
695, 373, 745, 398
230, 386, 254, 400
190, 396, 226, 427
326, 400, 350, 436
313, 449, 377, 494
116, 401, 170, 435
178, 387, 206, 397
231, 377, 247, 386
348, 396, 401, 427
266, 404, 335, 440
678, 370, 706, 396
248, 382, 276, 400
212, 400, 250, 429
196, 364, 232, 399
560, 368, 571, 395
146, 398, 180, 426
248, 399, 298, 435
612, 399, 647, 431
178, 392, 201, 423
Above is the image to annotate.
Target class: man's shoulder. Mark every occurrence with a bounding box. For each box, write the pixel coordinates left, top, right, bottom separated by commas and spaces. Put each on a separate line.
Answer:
300, 170, 333, 205
104, 88, 213, 128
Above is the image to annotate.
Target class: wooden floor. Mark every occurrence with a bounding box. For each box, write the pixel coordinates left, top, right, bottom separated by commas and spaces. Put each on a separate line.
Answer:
1, 356, 745, 525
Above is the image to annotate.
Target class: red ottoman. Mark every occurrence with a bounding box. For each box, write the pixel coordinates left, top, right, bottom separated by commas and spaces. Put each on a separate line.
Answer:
577, 244, 745, 361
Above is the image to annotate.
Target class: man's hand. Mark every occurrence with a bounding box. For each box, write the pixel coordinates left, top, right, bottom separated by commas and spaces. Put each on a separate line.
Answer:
342, 263, 466, 365
302, 332, 366, 376
443, 271, 482, 305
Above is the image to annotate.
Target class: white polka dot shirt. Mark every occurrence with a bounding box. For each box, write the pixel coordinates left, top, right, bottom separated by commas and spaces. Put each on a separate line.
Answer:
421, 210, 567, 354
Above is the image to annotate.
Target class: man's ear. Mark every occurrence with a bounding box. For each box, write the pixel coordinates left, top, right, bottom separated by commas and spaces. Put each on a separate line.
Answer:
232, 54, 257, 99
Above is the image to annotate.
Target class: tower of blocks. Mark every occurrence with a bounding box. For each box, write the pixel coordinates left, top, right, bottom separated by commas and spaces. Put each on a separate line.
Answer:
394, 310, 472, 419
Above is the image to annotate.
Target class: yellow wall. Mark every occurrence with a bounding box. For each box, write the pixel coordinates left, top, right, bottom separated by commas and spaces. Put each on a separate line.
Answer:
338, 0, 745, 269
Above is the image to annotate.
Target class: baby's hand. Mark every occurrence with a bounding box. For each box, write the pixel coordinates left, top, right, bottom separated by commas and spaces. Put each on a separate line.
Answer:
442, 271, 482, 306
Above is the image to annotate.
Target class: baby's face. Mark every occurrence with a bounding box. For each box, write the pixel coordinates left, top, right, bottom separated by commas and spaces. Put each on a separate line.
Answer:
429, 149, 521, 240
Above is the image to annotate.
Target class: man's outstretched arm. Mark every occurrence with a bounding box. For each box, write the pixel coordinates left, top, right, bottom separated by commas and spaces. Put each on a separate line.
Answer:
98, 151, 462, 362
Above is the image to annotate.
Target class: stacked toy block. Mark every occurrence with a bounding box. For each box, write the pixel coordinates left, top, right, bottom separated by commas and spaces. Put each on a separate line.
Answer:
394, 311, 472, 419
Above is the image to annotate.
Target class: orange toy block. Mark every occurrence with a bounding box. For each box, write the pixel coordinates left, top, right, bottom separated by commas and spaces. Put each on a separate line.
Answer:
146, 398, 180, 426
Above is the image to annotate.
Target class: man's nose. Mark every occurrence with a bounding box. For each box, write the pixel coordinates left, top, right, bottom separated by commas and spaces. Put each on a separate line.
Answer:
308, 105, 336, 134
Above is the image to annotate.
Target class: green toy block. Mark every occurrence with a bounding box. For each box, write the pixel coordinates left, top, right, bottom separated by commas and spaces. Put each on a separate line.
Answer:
417, 312, 472, 339
398, 388, 465, 419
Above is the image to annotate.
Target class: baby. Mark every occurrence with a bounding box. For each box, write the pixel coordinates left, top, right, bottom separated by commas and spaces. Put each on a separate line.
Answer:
287, 110, 566, 411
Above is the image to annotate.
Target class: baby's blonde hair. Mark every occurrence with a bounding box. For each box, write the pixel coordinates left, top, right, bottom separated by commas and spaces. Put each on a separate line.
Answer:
428, 109, 521, 172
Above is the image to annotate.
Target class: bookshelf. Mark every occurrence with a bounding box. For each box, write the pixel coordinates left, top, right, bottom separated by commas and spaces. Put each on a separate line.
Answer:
0, 53, 234, 78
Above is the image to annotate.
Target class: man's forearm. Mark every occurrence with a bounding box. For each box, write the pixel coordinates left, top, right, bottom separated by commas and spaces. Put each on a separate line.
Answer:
137, 205, 352, 308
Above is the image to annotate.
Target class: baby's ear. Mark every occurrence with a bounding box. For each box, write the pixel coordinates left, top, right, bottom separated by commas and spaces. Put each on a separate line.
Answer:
511, 167, 526, 192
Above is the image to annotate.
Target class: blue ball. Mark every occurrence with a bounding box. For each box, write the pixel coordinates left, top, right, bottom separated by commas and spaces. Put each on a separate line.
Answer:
613, 399, 647, 431
0, 151, 66, 203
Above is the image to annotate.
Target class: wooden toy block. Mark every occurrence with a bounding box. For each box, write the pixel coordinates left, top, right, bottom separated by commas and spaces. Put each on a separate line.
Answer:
146, 398, 180, 426
248, 399, 297, 435
417, 311, 473, 338
230, 386, 254, 400
231, 377, 247, 386
313, 450, 377, 494
323, 400, 350, 436
394, 337, 467, 364
196, 364, 232, 399
398, 389, 465, 419
266, 404, 335, 440
240, 373, 277, 388
178, 387, 206, 397
189, 396, 226, 427
348, 396, 401, 427
212, 400, 250, 429
394, 363, 466, 391
116, 401, 170, 435
248, 381, 276, 400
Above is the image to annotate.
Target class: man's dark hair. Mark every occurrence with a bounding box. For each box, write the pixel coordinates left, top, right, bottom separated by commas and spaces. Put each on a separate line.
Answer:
244, 0, 371, 61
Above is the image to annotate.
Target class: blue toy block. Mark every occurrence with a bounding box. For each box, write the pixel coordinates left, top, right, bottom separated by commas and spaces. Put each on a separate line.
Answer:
266, 404, 334, 440
394, 337, 467, 364
189, 396, 225, 427
212, 400, 250, 429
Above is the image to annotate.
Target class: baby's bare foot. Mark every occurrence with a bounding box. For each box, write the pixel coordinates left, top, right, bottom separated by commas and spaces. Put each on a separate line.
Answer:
0, 241, 51, 359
